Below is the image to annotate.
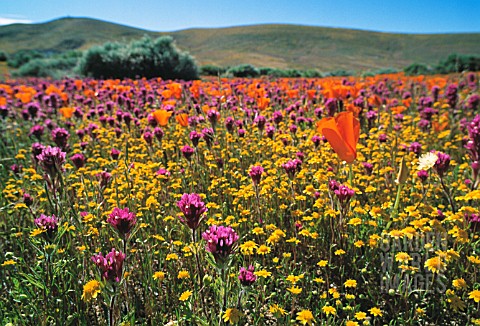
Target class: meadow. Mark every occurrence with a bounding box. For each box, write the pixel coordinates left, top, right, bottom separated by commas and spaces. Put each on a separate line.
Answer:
1, 72, 480, 325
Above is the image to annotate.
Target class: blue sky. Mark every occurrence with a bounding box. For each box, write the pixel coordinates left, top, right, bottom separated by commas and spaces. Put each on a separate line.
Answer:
1, 0, 479, 33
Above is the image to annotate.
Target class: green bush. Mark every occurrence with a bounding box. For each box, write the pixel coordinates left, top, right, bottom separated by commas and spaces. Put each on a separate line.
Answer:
227, 64, 260, 78
12, 56, 79, 78
404, 63, 432, 76
7, 50, 44, 68
301, 69, 323, 78
200, 64, 227, 76
79, 36, 199, 80
324, 69, 354, 77
435, 54, 480, 74
0, 51, 7, 62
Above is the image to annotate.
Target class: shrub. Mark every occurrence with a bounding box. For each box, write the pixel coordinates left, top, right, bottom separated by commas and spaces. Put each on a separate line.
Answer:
7, 50, 44, 68
13, 57, 79, 78
227, 64, 260, 78
435, 54, 480, 74
0, 51, 7, 62
301, 69, 323, 78
200, 64, 227, 76
79, 36, 199, 80
404, 63, 432, 76
324, 69, 354, 77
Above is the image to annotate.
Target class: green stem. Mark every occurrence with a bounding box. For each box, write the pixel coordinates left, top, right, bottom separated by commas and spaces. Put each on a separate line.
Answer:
109, 285, 116, 326
192, 230, 206, 316
348, 163, 353, 187
392, 183, 403, 219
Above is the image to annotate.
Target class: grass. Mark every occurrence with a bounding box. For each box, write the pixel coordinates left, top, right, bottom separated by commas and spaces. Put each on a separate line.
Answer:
1, 17, 479, 72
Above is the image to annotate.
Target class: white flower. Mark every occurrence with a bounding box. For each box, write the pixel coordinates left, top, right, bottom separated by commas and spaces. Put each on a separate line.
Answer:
417, 152, 438, 171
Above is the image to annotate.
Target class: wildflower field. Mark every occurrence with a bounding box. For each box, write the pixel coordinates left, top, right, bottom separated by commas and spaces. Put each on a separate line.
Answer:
1, 73, 480, 325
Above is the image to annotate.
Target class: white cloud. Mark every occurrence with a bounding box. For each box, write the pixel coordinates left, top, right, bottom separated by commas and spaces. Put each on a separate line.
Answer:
0, 17, 32, 26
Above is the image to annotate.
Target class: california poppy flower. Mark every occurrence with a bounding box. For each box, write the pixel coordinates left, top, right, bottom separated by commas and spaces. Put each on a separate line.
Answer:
257, 97, 270, 110
59, 107, 75, 118
432, 113, 449, 132
176, 113, 189, 127
152, 109, 173, 126
316, 111, 360, 163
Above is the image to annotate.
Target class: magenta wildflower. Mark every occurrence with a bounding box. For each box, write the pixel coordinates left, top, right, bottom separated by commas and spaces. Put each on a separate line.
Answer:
51, 127, 70, 149
417, 170, 429, 182
282, 159, 302, 179
254, 115, 266, 131
107, 207, 137, 239
362, 162, 374, 175
29, 125, 45, 140
91, 248, 126, 282
111, 148, 121, 160
34, 214, 59, 240
10, 164, 22, 175
225, 116, 235, 133
176, 193, 207, 230
153, 127, 164, 141
334, 184, 355, 203
238, 265, 256, 286
36, 146, 66, 175
96, 170, 112, 189
311, 135, 322, 148
249, 165, 264, 186
156, 168, 171, 178
181, 145, 195, 161
273, 111, 283, 124
202, 128, 214, 147
143, 131, 154, 145
70, 153, 86, 169
266, 125, 276, 139
202, 225, 239, 264
207, 109, 220, 129
433, 151, 451, 177
23, 192, 33, 207
409, 142, 422, 156
189, 131, 202, 147
0, 106, 8, 119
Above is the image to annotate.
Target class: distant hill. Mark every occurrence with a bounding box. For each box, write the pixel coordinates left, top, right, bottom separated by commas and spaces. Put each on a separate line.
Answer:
1, 17, 479, 73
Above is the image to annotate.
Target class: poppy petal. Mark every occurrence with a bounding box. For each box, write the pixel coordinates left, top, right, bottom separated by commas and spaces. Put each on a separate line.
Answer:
322, 127, 356, 163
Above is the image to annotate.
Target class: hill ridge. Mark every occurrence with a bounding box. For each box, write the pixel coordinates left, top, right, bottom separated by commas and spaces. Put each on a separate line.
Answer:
1, 17, 479, 72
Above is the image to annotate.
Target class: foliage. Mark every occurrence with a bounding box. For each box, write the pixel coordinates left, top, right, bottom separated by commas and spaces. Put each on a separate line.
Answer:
324, 69, 355, 77
0, 51, 7, 62
226, 64, 260, 78
79, 36, 199, 80
404, 63, 432, 76
13, 56, 79, 78
7, 50, 45, 68
200, 64, 228, 76
435, 53, 480, 74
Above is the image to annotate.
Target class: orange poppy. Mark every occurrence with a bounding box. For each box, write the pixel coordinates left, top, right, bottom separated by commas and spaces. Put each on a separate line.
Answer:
176, 113, 189, 127
402, 98, 412, 108
316, 111, 360, 164
161, 89, 173, 99
15, 92, 34, 104
59, 107, 75, 118
152, 109, 173, 126
202, 105, 213, 114
432, 113, 449, 132
306, 89, 316, 99
390, 106, 406, 115
74, 79, 83, 91
257, 97, 270, 110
